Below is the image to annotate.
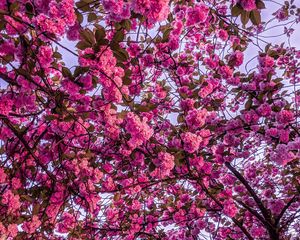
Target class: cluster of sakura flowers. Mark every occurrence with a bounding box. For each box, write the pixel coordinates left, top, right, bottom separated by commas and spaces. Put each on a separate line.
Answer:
0, 0, 299, 239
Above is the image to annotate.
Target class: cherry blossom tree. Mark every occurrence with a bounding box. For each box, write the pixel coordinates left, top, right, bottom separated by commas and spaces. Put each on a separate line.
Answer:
0, 0, 300, 239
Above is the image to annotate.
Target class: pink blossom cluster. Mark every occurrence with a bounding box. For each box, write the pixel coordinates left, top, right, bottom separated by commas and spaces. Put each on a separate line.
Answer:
79, 47, 127, 102
35, 0, 76, 36
229, 50, 244, 67
239, 0, 257, 11
0, 223, 18, 238
22, 216, 42, 234
1, 190, 21, 214
152, 152, 175, 177
181, 132, 202, 153
0, 0, 299, 239
186, 109, 208, 130
102, 0, 170, 24
125, 112, 153, 153
186, 4, 209, 26
37, 45, 53, 68
271, 138, 300, 165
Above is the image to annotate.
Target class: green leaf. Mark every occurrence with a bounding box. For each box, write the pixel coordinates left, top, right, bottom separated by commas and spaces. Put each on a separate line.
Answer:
76, 12, 83, 24
88, 13, 97, 22
87, 124, 95, 132
135, 104, 150, 112
113, 193, 121, 201
16, 217, 27, 224
174, 151, 184, 166
1, 54, 14, 63
113, 31, 124, 43
80, 29, 95, 45
177, 114, 184, 123
113, 48, 129, 62
45, 115, 57, 121
25, 3, 34, 13
76, 40, 91, 50
114, 22, 122, 31
32, 203, 40, 215
76, 1, 91, 11
250, 10, 261, 25
95, 26, 106, 42
122, 20, 131, 31
241, 11, 250, 25
62, 67, 72, 78
10, 2, 19, 12
53, 52, 62, 59
122, 69, 132, 85
16, 68, 28, 76
64, 115, 74, 122
256, 0, 266, 9
83, 53, 95, 59
74, 66, 89, 77
245, 99, 252, 110
149, 162, 156, 172
231, 5, 243, 17
21, 195, 34, 202
97, 38, 109, 46
162, 27, 173, 43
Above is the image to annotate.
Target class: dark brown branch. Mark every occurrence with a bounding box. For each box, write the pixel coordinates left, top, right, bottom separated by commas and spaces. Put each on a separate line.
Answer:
225, 162, 279, 240
275, 195, 299, 226
0, 114, 56, 182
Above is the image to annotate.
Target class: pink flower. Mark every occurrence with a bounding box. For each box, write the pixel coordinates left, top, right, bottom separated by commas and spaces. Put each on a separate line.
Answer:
79, 46, 125, 103
277, 110, 294, 124
180, 98, 195, 111
173, 209, 186, 223
242, 110, 259, 124
229, 50, 244, 66
38, 45, 53, 68
66, 22, 80, 41
259, 55, 275, 68
266, 128, 278, 137
218, 29, 228, 41
153, 152, 175, 177
271, 144, 295, 165
274, 7, 289, 21
80, 74, 93, 90
103, 0, 124, 15
189, 156, 204, 170
22, 216, 42, 234
186, 109, 208, 129
239, 0, 256, 11
268, 199, 285, 215
131, 0, 170, 24
7, 224, 18, 238
50, 190, 65, 204
257, 103, 272, 116
2, 190, 21, 214
131, 200, 141, 210
251, 226, 266, 238
0, 168, 7, 183
106, 207, 119, 222
199, 82, 214, 98
181, 132, 202, 153
219, 65, 233, 79
56, 212, 76, 233
186, 4, 209, 26
0, 222, 5, 235
11, 177, 22, 190
125, 112, 153, 150
223, 200, 237, 217
278, 129, 289, 143
0, 96, 13, 115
